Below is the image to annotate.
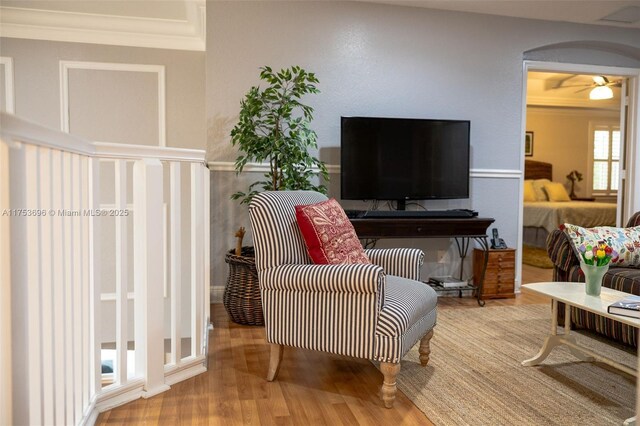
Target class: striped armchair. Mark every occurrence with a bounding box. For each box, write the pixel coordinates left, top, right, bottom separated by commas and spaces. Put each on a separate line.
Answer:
249, 191, 438, 408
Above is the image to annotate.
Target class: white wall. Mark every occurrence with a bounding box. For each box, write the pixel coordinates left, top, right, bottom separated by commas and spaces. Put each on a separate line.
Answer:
206, 1, 640, 293
526, 106, 620, 198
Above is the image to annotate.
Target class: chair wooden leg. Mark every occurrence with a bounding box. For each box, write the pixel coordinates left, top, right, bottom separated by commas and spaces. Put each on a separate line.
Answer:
380, 362, 401, 408
267, 344, 283, 381
419, 330, 434, 366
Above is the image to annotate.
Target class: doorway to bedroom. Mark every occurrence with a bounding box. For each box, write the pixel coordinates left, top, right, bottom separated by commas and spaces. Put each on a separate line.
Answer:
520, 61, 640, 284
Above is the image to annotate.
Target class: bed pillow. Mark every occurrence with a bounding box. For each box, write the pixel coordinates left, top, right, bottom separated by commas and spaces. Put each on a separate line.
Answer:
532, 179, 551, 201
523, 180, 536, 202
562, 223, 640, 267
295, 198, 371, 265
543, 182, 571, 202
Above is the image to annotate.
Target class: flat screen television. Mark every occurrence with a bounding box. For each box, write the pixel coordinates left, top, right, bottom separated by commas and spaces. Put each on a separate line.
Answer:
341, 116, 470, 208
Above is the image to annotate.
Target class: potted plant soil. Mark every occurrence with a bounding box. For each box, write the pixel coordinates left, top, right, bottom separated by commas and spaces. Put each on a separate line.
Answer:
223, 65, 329, 326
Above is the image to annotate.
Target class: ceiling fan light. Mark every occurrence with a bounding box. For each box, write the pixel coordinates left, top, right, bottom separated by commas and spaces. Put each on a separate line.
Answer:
589, 85, 613, 100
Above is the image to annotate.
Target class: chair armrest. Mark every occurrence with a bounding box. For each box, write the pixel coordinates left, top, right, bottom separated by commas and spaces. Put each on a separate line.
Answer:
546, 228, 578, 279
627, 211, 640, 227
364, 248, 424, 281
259, 263, 385, 294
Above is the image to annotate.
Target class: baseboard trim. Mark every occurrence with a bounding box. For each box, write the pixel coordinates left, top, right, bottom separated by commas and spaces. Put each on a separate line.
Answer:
164, 355, 207, 386
95, 379, 145, 413
211, 285, 224, 303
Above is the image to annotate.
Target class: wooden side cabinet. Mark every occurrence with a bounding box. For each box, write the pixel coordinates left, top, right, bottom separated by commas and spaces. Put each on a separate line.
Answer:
473, 248, 516, 300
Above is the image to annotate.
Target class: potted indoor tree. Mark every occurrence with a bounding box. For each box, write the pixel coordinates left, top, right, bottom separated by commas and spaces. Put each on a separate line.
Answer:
224, 65, 329, 325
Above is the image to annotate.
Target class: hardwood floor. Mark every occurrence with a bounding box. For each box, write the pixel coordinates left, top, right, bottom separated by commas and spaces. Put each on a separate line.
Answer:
96, 264, 552, 425
521, 263, 554, 285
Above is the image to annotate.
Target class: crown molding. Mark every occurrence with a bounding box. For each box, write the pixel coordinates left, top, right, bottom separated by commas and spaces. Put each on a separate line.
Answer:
0, 4, 205, 51
527, 95, 619, 111
527, 105, 620, 117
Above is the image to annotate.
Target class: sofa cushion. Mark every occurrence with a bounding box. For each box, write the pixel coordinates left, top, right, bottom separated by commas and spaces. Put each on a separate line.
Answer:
568, 265, 640, 294
377, 275, 437, 337
295, 198, 370, 265
563, 223, 640, 268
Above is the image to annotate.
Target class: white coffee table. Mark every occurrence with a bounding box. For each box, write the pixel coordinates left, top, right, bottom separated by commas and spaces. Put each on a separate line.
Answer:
521, 282, 639, 425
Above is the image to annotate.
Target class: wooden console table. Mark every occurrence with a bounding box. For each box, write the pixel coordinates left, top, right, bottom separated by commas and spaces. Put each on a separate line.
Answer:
350, 217, 495, 306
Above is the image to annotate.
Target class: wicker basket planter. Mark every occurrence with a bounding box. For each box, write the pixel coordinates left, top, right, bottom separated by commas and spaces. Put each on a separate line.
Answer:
223, 246, 264, 326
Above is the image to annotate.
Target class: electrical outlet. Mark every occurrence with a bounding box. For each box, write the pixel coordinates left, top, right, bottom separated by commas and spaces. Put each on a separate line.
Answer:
437, 250, 447, 263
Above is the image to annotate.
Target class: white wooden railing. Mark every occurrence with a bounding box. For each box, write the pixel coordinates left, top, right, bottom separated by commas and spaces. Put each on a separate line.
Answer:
0, 113, 210, 425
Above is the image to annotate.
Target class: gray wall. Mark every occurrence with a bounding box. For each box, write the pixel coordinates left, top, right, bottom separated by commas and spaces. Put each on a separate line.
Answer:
0, 37, 205, 150
207, 1, 640, 292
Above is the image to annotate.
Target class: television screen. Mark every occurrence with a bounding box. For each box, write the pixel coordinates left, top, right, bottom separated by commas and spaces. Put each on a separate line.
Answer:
340, 116, 470, 202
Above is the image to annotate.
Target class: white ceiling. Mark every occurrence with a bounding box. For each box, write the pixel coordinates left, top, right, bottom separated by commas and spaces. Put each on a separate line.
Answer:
361, 1, 640, 29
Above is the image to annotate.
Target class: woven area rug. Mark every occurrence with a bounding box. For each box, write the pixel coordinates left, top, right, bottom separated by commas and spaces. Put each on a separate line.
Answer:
522, 245, 554, 269
395, 304, 636, 425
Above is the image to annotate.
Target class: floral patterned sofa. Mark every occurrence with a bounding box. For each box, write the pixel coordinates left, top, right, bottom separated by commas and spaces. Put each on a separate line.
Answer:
546, 211, 640, 348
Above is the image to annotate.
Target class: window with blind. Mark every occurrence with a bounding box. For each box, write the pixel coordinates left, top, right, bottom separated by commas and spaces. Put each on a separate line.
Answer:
592, 125, 620, 194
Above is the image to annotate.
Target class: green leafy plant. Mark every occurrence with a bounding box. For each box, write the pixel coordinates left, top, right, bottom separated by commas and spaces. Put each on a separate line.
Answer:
230, 66, 329, 205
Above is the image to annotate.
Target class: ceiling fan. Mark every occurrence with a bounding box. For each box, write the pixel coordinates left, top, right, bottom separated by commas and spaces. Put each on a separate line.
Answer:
552, 75, 622, 99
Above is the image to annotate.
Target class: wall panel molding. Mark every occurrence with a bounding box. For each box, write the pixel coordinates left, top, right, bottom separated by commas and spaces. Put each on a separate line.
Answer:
0, 57, 15, 113
60, 61, 166, 146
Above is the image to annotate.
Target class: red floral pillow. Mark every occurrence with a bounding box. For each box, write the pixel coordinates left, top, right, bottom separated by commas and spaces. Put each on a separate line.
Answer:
295, 198, 370, 265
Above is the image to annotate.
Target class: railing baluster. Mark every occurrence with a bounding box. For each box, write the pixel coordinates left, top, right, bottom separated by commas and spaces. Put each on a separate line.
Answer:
115, 159, 128, 384
190, 163, 203, 357
0, 140, 12, 426
51, 149, 67, 425
62, 152, 74, 426
4, 141, 38, 424
71, 154, 83, 423
203, 164, 211, 340
90, 156, 102, 400
134, 158, 169, 397
81, 157, 90, 410
39, 147, 55, 425
170, 162, 182, 364
26, 144, 43, 424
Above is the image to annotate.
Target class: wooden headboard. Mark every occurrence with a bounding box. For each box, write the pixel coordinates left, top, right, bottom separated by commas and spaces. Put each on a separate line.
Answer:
525, 160, 552, 180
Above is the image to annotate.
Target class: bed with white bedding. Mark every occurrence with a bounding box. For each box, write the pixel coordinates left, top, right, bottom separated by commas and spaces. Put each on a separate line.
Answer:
523, 160, 617, 248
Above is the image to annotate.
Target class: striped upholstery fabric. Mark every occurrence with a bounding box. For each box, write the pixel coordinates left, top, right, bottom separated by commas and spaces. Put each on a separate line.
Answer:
249, 191, 438, 364
364, 248, 424, 281
250, 191, 328, 270
546, 211, 640, 348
